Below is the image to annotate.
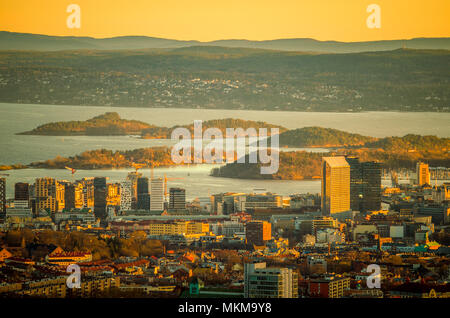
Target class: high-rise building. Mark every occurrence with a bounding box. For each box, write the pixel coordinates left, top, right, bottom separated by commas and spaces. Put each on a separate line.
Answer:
64, 183, 84, 210
169, 188, 186, 210
35, 178, 64, 214
245, 221, 271, 245
416, 162, 431, 186
107, 183, 121, 207
137, 177, 150, 210
14, 182, 29, 201
321, 157, 350, 216
150, 178, 165, 212
244, 262, 298, 298
346, 157, 382, 212
80, 178, 94, 209
0, 178, 6, 216
127, 172, 142, 209
120, 181, 133, 212
93, 177, 107, 220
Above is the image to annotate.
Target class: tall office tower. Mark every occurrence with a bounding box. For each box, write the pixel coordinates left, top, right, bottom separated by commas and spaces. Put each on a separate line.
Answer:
416, 162, 431, 186
346, 157, 382, 212
321, 157, 350, 216
14, 182, 30, 208
169, 187, 186, 210
55, 182, 65, 212
137, 177, 150, 210
150, 178, 165, 212
244, 262, 298, 298
64, 183, 84, 210
126, 171, 142, 209
35, 178, 63, 213
80, 178, 94, 209
0, 178, 6, 216
107, 183, 121, 207
14, 182, 29, 201
245, 221, 272, 245
93, 177, 107, 219
120, 181, 133, 212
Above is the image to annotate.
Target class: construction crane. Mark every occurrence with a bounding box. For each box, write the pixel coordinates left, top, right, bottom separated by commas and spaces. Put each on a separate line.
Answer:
65, 166, 77, 182
65, 166, 76, 175
131, 162, 145, 173
163, 174, 184, 199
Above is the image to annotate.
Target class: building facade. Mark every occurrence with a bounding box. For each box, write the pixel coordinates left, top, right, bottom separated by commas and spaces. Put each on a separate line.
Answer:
416, 162, 431, 186
169, 187, 186, 210
244, 262, 298, 298
150, 178, 165, 212
246, 221, 271, 245
321, 157, 350, 216
346, 157, 382, 212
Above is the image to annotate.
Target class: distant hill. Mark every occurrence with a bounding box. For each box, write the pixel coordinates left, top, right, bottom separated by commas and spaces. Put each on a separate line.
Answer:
278, 127, 376, 148
1, 47, 448, 112
1, 31, 450, 53
0, 31, 198, 51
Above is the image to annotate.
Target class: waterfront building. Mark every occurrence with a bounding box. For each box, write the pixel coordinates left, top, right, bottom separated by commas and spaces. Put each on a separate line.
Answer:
0, 178, 6, 216
346, 157, 382, 212
137, 177, 150, 210
126, 171, 142, 209
416, 162, 431, 186
244, 193, 282, 210
107, 183, 121, 207
321, 157, 350, 216
35, 178, 64, 214
64, 182, 84, 210
93, 177, 107, 220
14, 182, 29, 205
80, 178, 94, 209
150, 178, 165, 212
120, 181, 133, 212
169, 188, 186, 210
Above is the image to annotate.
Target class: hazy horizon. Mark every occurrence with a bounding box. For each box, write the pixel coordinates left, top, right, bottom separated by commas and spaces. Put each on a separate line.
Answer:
1, 1, 449, 42
2, 30, 450, 43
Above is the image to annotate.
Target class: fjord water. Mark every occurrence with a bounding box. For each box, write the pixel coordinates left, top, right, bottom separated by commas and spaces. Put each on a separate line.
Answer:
1, 103, 449, 199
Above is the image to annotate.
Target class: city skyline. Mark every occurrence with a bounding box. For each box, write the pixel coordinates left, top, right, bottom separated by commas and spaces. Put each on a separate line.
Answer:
0, 1, 448, 304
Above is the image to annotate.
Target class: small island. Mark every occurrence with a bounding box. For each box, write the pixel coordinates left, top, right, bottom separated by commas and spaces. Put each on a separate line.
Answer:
212, 134, 450, 180
277, 127, 376, 148
17, 113, 287, 139
24, 133, 449, 180
17, 112, 156, 136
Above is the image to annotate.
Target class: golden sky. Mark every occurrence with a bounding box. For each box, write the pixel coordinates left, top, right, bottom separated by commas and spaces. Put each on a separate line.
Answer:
0, 0, 449, 42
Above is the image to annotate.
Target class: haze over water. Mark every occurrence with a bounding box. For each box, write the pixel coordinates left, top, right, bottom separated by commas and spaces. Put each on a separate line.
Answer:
1, 103, 449, 199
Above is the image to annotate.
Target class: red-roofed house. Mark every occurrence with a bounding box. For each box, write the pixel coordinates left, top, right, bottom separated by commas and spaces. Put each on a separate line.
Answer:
46, 248, 92, 266
0, 248, 12, 262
